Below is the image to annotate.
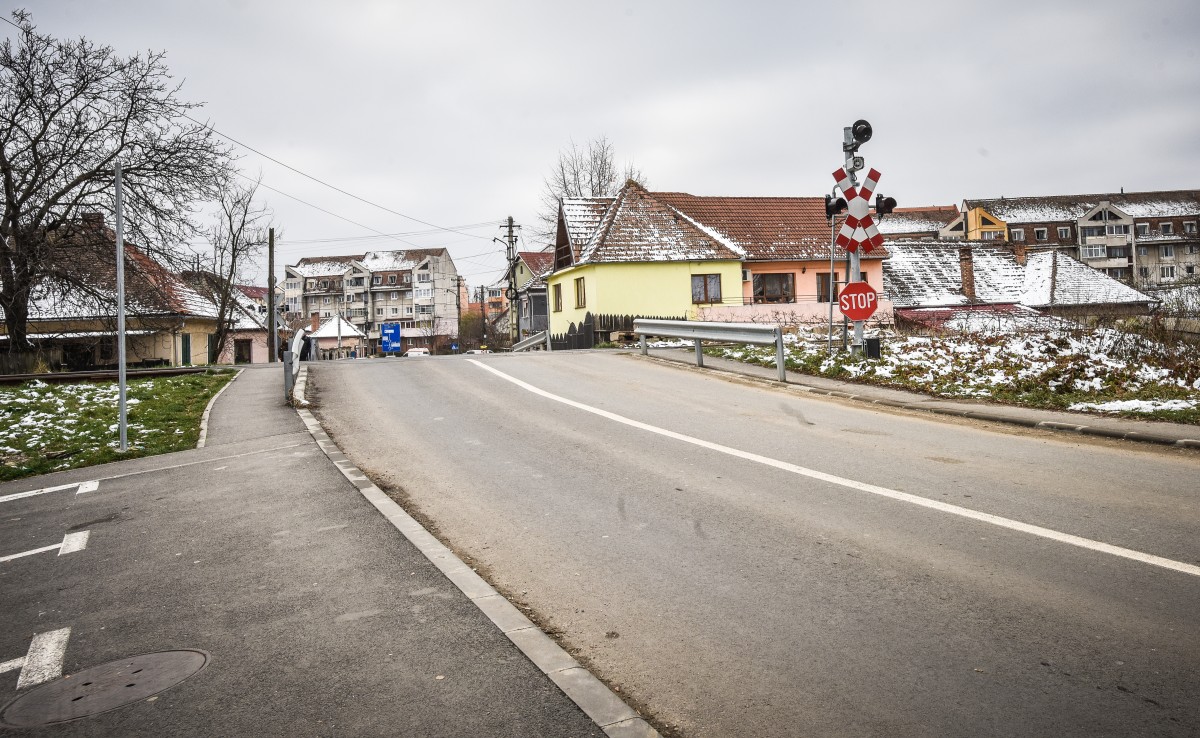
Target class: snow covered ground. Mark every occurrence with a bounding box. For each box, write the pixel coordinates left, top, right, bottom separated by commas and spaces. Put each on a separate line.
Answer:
705, 325, 1200, 423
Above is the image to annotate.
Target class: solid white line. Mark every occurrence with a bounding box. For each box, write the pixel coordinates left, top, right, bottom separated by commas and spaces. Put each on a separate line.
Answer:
0, 657, 24, 674
0, 543, 62, 563
0, 482, 79, 504
76, 480, 99, 494
16, 627, 70, 689
197, 369, 242, 449
59, 531, 90, 555
469, 360, 1200, 579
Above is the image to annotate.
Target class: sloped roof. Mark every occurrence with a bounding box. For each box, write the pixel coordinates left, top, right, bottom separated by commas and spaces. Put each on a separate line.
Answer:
360, 248, 448, 271
562, 198, 614, 252
576, 182, 743, 264
288, 255, 364, 278
237, 284, 269, 300
876, 206, 960, 235
883, 240, 1154, 309
517, 251, 554, 289
309, 315, 365, 338
965, 190, 1200, 224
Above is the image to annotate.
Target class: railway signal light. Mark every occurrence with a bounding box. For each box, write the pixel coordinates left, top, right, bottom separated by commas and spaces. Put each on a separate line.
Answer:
825, 194, 847, 220
875, 195, 897, 217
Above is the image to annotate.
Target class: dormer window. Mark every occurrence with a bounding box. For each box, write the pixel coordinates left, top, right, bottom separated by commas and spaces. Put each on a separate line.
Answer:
388, 275, 397, 284
373, 275, 381, 285
1010, 228, 1025, 241
1035, 228, 1048, 241
1136, 223, 1149, 236
1161, 223, 1173, 235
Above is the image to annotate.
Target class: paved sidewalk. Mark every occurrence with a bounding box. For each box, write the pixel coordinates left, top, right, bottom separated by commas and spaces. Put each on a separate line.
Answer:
642, 348, 1200, 448
0, 365, 638, 736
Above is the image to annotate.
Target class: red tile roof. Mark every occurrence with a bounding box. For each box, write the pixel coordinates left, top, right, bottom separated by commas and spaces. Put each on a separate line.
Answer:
519, 251, 554, 276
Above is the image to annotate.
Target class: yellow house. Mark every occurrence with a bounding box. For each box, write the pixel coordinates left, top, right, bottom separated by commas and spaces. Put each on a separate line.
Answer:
963, 206, 1008, 241
547, 182, 744, 345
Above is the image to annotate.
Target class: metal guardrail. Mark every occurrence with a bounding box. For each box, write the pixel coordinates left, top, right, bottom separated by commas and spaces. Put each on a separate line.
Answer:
634, 319, 787, 382
512, 330, 551, 352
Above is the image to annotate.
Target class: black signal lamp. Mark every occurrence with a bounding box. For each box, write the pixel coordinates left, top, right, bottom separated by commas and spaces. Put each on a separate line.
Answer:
825, 194, 848, 220
875, 195, 897, 216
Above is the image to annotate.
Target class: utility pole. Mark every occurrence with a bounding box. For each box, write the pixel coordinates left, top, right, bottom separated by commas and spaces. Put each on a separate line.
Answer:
267, 227, 276, 362
506, 216, 519, 346
115, 162, 128, 452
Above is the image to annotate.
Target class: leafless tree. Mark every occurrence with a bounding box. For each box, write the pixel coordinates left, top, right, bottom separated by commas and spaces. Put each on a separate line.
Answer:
204, 176, 276, 362
0, 11, 231, 367
536, 136, 644, 237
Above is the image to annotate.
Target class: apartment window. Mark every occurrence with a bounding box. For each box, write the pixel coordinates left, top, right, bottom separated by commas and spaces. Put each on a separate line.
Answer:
416, 304, 434, 315
319, 280, 329, 289
372, 275, 381, 285
1161, 223, 1174, 235
1185, 222, 1197, 234
417, 272, 431, 283
1081, 226, 1105, 239
1138, 267, 1149, 278
1081, 243, 1106, 259
1010, 228, 1025, 241
691, 274, 722, 304
1138, 246, 1148, 256
388, 275, 397, 284
752, 273, 795, 304
1106, 224, 1129, 235
552, 284, 562, 312
349, 277, 364, 287
1136, 223, 1149, 237
1162, 244, 1174, 258
574, 277, 586, 308
1189, 245, 1199, 254
323, 297, 331, 305
1186, 265, 1196, 276
981, 230, 1001, 241
1160, 265, 1176, 279
1034, 228, 1048, 241
816, 272, 840, 303
390, 307, 399, 315
405, 306, 413, 316
415, 288, 433, 299
376, 307, 384, 316
1058, 226, 1071, 239
390, 291, 398, 300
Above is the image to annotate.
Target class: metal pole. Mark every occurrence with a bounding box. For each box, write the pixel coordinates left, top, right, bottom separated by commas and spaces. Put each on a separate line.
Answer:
267, 227, 276, 362
114, 163, 128, 452
775, 326, 786, 382
640, 334, 647, 356
695, 338, 704, 368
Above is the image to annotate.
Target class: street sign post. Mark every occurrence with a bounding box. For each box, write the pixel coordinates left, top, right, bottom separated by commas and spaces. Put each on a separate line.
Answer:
381, 322, 402, 354
838, 282, 879, 321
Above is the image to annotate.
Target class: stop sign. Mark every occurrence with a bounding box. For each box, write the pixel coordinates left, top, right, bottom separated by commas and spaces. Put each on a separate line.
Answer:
838, 281, 878, 321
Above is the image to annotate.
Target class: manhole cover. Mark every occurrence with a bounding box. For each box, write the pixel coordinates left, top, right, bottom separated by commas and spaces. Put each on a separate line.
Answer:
0, 649, 209, 728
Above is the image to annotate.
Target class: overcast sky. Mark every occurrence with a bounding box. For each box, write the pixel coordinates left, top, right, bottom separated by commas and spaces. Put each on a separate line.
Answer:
22, 0, 1200, 288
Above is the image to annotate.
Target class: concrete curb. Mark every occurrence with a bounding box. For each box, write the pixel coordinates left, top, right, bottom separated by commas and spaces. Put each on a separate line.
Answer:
292, 366, 658, 738
640, 353, 1200, 450
291, 362, 309, 407
196, 369, 243, 449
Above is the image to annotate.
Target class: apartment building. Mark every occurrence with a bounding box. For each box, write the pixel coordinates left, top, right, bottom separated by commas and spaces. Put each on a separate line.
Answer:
284, 248, 460, 354
955, 190, 1200, 287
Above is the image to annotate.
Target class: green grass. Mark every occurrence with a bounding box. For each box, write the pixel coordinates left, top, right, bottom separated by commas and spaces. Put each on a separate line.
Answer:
0, 370, 236, 482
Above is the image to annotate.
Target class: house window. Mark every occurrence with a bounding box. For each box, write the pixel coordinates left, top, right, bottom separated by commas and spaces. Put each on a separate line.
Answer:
1136, 223, 1149, 237
372, 275, 381, 285
691, 274, 722, 304
388, 275, 397, 284
1162, 244, 1174, 258
1081, 243, 1106, 259
1186, 265, 1196, 276
1010, 228, 1024, 241
752, 273, 795, 304
981, 231, 1000, 241
1185, 221, 1197, 234
1160, 265, 1176, 279
552, 284, 562, 312
816, 272, 840, 303
1161, 223, 1174, 236
574, 277, 586, 308
390, 291, 398, 300
1058, 226, 1071, 239
1034, 228, 1048, 241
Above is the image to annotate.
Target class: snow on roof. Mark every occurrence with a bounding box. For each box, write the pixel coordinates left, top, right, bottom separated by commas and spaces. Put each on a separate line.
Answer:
894, 304, 1075, 332
360, 248, 447, 271
288, 255, 364, 277
576, 182, 743, 264
309, 315, 365, 338
876, 206, 959, 235
884, 240, 1154, 309
967, 190, 1200, 224
562, 198, 614, 251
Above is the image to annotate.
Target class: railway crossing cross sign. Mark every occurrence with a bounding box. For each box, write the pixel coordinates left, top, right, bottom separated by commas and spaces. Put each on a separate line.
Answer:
832, 167, 885, 254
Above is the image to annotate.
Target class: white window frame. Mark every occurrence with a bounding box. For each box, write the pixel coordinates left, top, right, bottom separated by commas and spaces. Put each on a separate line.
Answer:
375, 307, 384, 316
1160, 265, 1176, 279
1184, 221, 1197, 234
1136, 223, 1149, 237
1081, 243, 1106, 259
372, 275, 382, 285
388, 275, 397, 284
1010, 228, 1025, 241
1161, 223, 1174, 235
1057, 226, 1070, 239
1034, 228, 1048, 241
390, 291, 398, 300
1162, 244, 1175, 258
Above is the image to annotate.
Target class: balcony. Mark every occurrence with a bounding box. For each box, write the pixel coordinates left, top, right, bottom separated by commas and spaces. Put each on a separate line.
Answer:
1084, 234, 1131, 248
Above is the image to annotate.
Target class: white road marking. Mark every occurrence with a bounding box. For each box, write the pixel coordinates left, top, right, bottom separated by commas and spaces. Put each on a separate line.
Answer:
0, 481, 92, 504
76, 480, 99, 494
0, 657, 24, 674
58, 531, 90, 555
1, 531, 90, 563
15, 628, 70, 689
470, 360, 1200, 579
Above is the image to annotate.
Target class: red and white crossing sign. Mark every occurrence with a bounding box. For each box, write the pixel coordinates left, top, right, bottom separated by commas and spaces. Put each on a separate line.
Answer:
832, 167, 884, 254
838, 281, 879, 321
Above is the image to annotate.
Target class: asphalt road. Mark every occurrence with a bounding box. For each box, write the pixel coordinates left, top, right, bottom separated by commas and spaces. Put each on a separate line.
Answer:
310, 352, 1200, 738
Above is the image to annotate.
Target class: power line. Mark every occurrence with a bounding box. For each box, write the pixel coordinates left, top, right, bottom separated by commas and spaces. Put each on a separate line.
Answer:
186, 114, 492, 241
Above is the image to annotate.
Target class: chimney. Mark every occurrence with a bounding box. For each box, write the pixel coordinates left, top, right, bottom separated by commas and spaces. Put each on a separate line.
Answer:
958, 246, 977, 301
1011, 241, 1027, 266
310, 311, 320, 332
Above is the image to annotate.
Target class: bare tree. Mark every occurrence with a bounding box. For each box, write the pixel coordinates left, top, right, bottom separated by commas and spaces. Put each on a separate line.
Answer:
204, 176, 275, 362
0, 11, 231, 367
536, 136, 644, 237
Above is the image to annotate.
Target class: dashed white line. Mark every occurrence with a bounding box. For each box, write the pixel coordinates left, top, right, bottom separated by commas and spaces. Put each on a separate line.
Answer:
0, 657, 24, 675
76, 480, 99, 494
470, 360, 1200, 579
15, 627, 70, 689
